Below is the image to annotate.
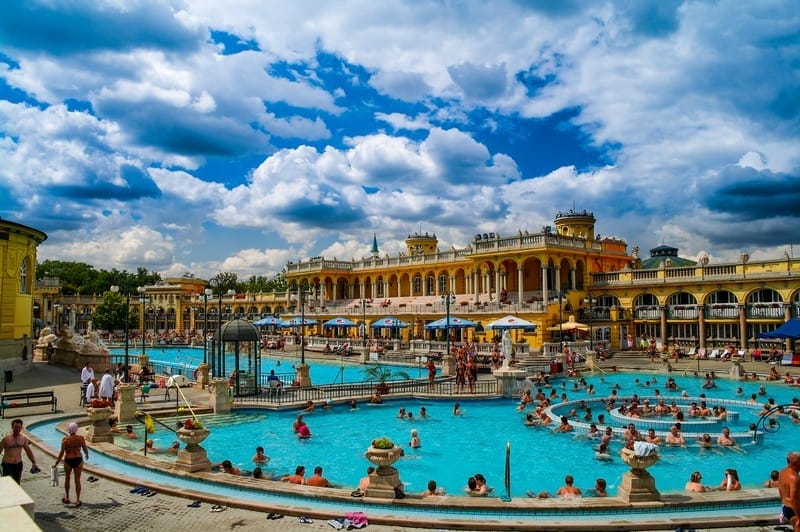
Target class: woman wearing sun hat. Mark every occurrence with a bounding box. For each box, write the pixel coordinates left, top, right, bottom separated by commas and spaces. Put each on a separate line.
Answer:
54, 422, 89, 507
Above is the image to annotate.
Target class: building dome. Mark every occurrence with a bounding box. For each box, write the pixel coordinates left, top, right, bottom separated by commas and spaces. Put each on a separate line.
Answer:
639, 245, 697, 269
220, 318, 259, 342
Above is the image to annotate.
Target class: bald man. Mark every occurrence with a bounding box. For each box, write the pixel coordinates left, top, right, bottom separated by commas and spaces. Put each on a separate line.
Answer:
779, 452, 800, 530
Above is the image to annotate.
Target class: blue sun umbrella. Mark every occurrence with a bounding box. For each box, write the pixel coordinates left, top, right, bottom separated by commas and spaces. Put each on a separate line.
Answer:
370, 316, 409, 328
280, 317, 318, 327
424, 316, 477, 329
252, 316, 281, 326
322, 317, 357, 328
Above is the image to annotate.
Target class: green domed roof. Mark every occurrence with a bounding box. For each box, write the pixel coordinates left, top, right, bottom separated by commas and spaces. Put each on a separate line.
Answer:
639, 245, 697, 269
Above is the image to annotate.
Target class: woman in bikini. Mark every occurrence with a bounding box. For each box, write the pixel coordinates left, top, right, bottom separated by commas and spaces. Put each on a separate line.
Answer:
54, 422, 89, 507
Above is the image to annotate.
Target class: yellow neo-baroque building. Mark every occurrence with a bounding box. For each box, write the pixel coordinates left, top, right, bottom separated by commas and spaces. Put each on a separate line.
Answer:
22, 211, 800, 357
0, 218, 46, 374
281, 210, 800, 354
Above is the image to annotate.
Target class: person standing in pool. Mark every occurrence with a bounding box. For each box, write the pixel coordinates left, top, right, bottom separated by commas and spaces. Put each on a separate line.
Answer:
779, 452, 800, 530
252, 446, 269, 464
54, 422, 89, 507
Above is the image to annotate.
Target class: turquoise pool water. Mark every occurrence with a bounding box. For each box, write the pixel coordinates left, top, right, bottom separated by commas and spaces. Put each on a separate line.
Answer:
108, 346, 423, 384
83, 370, 799, 498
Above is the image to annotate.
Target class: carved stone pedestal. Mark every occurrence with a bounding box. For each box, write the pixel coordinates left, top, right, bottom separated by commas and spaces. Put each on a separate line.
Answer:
196, 363, 210, 388
173, 427, 211, 473
493, 362, 527, 397
364, 444, 403, 499
115, 384, 137, 423
296, 363, 312, 387
209, 378, 230, 414
617, 447, 660, 502
86, 407, 114, 443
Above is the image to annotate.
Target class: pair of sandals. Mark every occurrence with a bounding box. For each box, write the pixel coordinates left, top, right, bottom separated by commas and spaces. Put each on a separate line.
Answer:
210, 504, 226, 513
86, 476, 98, 483
129, 486, 156, 497
187, 500, 202, 508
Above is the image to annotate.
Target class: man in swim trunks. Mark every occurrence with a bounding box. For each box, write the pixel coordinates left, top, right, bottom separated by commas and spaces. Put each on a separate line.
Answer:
0, 419, 39, 484
779, 452, 800, 530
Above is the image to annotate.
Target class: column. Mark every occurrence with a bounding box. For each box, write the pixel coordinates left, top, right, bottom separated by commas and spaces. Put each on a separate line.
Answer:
517, 266, 524, 305
570, 267, 576, 290
660, 306, 668, 348
738, 304, 747, 350
473, 269, 480, 302
494, 268, 501, 300
541, 266, 549, 303
698, 306, 706, 349
555, 266, 561, 296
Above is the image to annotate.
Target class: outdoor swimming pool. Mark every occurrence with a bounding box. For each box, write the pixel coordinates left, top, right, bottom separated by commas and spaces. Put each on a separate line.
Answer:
108, 346, 422, 384
83, 370, 800, 498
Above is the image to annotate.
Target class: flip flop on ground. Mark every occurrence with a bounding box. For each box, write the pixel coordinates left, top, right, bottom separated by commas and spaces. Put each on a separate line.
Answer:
210, 504, 226, 513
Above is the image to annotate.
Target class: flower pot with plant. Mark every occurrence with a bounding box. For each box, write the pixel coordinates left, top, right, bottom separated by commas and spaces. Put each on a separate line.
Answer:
361, 364, 410, 395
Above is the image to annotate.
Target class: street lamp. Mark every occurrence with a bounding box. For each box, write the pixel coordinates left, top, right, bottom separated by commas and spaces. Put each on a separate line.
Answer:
137, 286, 148, 357
441, 292, 456, 357
209, 278, 235, 378
110, 283, 130, 383
199, 288, 213, 364
291, 289, 309, 365
360, 299, 368, 350
584, 294, 596, 352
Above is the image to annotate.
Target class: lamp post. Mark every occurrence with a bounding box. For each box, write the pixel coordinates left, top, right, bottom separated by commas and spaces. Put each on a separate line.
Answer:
110, 283, 130, 383
291, 290, 308, 365
200, 288, 212, 364
441, 292, 456, 358
558, 291, 564, 355
584, 294, 596, 352
360, 299, 368, 351
209, 278, 235, 378
137, 286, 147, 356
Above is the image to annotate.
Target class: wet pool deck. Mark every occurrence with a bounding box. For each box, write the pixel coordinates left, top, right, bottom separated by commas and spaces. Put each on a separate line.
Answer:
1, 355, 791, 531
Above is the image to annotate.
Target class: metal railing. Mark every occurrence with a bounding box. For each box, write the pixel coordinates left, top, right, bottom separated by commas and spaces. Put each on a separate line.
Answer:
231, 378, 497, 404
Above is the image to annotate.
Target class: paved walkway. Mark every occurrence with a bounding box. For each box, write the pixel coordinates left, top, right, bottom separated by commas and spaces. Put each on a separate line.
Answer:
0, 358, 790, 531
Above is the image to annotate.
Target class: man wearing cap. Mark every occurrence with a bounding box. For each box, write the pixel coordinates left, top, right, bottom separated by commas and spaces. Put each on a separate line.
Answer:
54, 422, 89, 506
0, 418, 39, 484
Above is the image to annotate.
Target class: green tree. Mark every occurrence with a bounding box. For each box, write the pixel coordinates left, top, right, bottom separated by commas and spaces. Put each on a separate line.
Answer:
36, 261, 162, 295
210, 271, 238, 294
92, 290, 134, 332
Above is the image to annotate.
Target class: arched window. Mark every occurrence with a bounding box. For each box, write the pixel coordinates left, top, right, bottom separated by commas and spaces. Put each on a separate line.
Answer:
413, 275, 422, 295
19, 257, 29, 293
438, 274, 448, 294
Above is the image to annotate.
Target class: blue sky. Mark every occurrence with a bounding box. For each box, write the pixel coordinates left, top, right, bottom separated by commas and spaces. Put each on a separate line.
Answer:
0, 0, 798, 279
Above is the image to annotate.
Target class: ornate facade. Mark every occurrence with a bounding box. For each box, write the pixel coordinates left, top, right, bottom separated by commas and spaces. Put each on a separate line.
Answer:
0, 219, 46, 363
26, 211, 800, 352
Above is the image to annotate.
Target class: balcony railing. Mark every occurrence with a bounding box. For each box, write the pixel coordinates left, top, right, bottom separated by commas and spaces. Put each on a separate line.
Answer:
705, 305, 738, 319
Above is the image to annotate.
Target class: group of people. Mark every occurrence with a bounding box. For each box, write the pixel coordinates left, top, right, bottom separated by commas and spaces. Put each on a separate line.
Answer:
525, 475, 607, 499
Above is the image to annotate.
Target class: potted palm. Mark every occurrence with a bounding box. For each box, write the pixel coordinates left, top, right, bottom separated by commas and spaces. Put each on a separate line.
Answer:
361, 364, 410, 395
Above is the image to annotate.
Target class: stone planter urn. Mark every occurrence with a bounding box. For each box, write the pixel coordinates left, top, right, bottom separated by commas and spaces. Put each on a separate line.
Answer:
618, 447, 660, 502
176, 427, 210, 451
364, 440, 403, 499
85, 406, 114, 443
173, 426, 211, 473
